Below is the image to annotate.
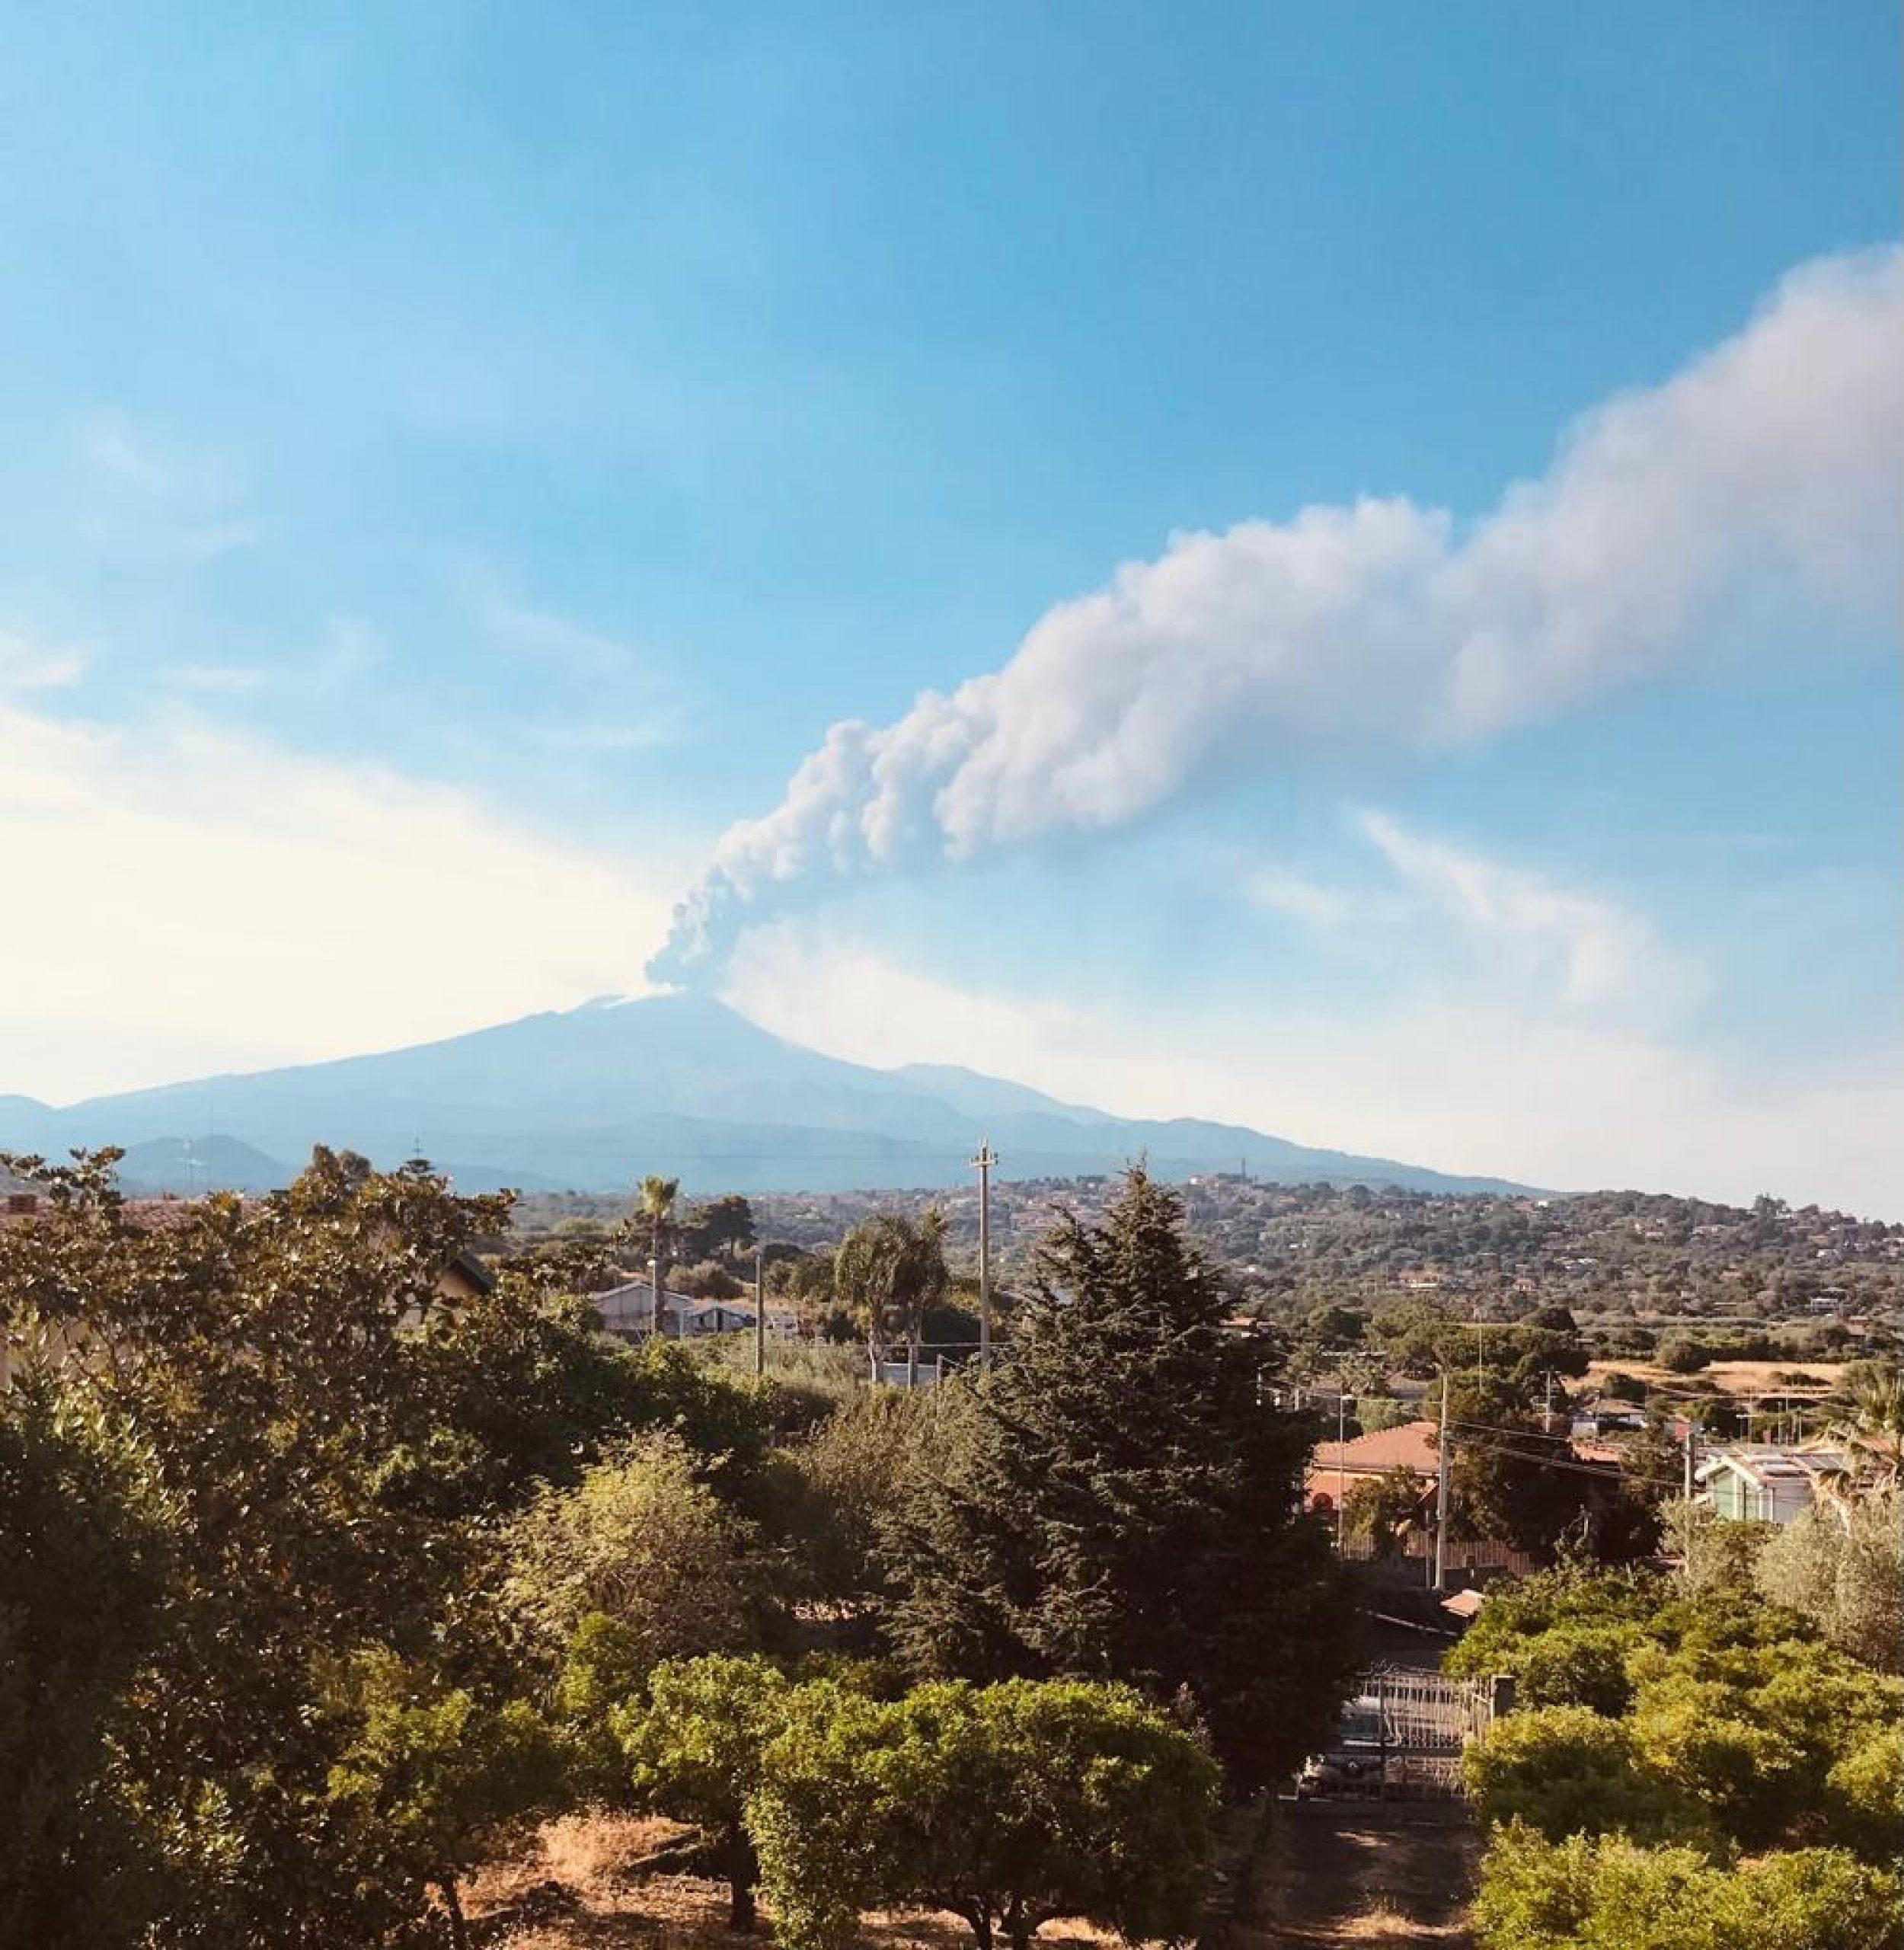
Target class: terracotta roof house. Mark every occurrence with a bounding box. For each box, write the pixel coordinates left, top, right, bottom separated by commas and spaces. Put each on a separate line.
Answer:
1305, 1419, 1439, 1514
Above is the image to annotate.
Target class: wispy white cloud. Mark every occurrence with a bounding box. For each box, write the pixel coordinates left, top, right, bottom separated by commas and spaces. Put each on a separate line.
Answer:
1243, 865, 1355, 932
0, 697, 669, 1102
78, 411, 258, 563
80, 413, 173, 495
654, 247, 1902, 983
1356, 810, 1669, 1009
0, 624, 87, 691
459, 568, 641, 678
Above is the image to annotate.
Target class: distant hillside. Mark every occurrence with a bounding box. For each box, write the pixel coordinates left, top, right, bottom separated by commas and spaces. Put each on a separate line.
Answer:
1, 993, 1532, 1198
117, 1135, 292, 1195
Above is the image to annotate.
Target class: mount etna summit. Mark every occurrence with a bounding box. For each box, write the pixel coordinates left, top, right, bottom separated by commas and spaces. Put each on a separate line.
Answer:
2, 993, 1526, 1196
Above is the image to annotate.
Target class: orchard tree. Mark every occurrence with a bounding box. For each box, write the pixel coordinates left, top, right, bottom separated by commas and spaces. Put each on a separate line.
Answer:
899, 1679, 1219, 1950
1472, 1827, 1902, 1950
747, 1677, 1218, 1950
1462, 1705, 1701, 1846
321, 1651, 563, 1950
618, 1654, 793, 1929
883, 1168, 1356, 1792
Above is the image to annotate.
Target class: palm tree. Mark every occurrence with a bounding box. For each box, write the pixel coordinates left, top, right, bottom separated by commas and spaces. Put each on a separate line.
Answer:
638, 1175, 679, 1338
834, 1210, 950, 1386
903, 1207, 950, 1388
1829, 1364, 1904, 1498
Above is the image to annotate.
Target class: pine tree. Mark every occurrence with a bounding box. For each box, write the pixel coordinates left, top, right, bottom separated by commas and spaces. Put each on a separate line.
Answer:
883, 1168, 1358, 1792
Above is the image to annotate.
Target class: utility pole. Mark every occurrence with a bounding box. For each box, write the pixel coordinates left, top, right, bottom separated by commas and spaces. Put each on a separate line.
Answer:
1433, 1370, 1452, 1593
1335, 1386, 1351, 1552
1682, 1418, 1698, 1500
753, 1248, 766, 1380
971, 1140, 996, 1371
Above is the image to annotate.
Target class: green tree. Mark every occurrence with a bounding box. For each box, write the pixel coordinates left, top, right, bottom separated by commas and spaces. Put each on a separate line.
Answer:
1436, 1371, 1591, 1560
504, 1430, 767, 1670
1445, 1565, 1666, 1684
883, 1168, 1356, 1792
1826, 1724, 1904, 1864
321, 1651, 563, 1950
1512, 1624, 1649, 1717
1755, 1492, 1904, 1672
1471, 1825, 1902, 1950
618, 1654, 793, 1929
786, 1388, 963, 1632
0, 1148, 516, 1945
1341, 1463, 1427, 1559
679, 1194, 758, 1268
748, 1677, 1219, 1950
834, 1209, 950, 1384
0, 1380, 174, 1948
1625, 1637, 1899, 1851
898, 1678, 1219, 1950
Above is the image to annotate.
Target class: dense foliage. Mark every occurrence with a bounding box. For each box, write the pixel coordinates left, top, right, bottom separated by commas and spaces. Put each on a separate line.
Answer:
883, 1168, 1358, 1791
2, 1153, 1337, 1944
1457, 1562, 1904, 1950
748, 1676, 1219, 1950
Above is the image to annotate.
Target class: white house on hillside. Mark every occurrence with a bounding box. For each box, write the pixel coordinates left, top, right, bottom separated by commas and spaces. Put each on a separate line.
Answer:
1695, 1444, 1853, 1526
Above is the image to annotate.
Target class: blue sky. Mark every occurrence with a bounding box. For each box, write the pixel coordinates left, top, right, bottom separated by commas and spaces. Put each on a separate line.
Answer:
2, 4, 1898, 1210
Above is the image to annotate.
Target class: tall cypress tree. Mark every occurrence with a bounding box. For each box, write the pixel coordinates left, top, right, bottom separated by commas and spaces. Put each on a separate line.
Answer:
883, 1168, 1359, 1792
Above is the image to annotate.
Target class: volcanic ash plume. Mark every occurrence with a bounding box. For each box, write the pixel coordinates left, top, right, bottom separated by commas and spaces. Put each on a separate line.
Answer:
649, 246, 1903, 988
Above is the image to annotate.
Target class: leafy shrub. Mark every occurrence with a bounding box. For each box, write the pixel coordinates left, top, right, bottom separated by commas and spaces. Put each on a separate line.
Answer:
1514, 1625, 1646, 1716
1826, 1726, 1904, 1862
504, 1431, 768, 1669
1463, 1707, 1700, 1846
1472, 1824, 1904, 1950
749, 1677, 1219, 1950
1657, 1337, 1714, 1374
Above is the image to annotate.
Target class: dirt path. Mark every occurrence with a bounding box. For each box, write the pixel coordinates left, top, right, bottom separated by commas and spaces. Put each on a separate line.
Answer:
1240, 1799, 1479, 1949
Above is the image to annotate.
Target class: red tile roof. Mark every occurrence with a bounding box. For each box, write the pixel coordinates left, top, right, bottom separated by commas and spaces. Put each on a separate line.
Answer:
1308, 1418, 1439, 1477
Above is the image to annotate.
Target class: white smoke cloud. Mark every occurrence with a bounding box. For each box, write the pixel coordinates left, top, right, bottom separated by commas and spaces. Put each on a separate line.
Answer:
652, 247, 1902, 984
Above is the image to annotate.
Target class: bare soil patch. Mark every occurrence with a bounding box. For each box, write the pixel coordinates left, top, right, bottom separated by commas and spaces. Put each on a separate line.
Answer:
465, 1810, 1125, 1950
1239, 1800, 1478, 1950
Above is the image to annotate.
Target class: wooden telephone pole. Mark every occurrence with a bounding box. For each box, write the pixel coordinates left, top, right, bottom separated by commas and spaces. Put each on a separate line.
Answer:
971, 1140, 997, 1370
1433, 1370, 1452, 1593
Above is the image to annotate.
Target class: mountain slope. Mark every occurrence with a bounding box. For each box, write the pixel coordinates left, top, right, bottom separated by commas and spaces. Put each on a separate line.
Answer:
2, 994, 1532, 1197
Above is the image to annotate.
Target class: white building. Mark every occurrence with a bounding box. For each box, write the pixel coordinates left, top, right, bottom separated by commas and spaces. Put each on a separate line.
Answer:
1695, 1444, 1853, 1526
588, 1278, 794, 1342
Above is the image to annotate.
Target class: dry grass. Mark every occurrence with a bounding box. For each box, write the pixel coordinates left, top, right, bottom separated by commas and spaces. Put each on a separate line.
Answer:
1241, 1804, 1478, 1950
1586, 1357, 1845, 1398
464, 1811, 1123, 1950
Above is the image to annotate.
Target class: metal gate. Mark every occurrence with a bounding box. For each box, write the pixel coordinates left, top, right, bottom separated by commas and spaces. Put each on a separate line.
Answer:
1304, 1664, 1495, 1800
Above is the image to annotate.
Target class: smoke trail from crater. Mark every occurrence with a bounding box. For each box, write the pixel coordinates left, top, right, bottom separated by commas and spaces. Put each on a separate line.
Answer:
650, 247, 1902, 987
